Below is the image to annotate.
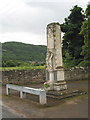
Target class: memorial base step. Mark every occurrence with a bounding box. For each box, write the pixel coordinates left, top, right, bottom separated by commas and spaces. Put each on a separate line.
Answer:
53, 81, 67, 91
46, 89, 87, 100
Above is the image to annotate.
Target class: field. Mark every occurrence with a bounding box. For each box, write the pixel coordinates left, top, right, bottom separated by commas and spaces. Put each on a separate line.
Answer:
2, 65, 46, 71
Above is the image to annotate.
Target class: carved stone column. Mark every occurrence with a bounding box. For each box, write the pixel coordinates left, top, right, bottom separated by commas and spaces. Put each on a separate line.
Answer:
46, 22, 67, 91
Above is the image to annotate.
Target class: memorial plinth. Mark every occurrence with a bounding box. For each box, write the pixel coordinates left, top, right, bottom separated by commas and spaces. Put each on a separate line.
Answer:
45, 23, 67, 91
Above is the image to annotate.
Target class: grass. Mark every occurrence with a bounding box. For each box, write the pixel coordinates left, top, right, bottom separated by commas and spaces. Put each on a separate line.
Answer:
2, 65, 46, 71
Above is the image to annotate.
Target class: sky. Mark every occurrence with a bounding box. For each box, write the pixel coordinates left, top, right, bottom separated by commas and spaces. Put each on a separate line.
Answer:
0, 0, 89, 45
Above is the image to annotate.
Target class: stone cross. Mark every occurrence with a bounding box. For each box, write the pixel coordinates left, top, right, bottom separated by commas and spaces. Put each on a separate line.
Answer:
45, 23, 67, 91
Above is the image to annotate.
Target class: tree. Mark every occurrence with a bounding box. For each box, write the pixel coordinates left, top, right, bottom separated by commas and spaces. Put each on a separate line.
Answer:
61, 5, 85, 65
63, 51, 76, 68
78, 3, 90, 67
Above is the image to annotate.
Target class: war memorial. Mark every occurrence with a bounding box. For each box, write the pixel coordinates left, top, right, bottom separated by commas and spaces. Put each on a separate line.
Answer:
6, 23, 87, 105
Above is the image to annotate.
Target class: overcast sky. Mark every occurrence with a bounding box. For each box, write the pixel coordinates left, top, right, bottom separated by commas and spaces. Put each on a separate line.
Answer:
0, 0, 89, 45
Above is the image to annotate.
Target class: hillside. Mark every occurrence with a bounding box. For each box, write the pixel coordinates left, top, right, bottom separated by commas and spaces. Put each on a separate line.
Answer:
2, 42, 47, 62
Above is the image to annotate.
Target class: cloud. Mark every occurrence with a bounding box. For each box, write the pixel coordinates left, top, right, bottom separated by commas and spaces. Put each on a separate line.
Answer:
0, 0, 88, 45
0, 1, 88, 33
0, 1, 57, 34
0, 32, 47, 45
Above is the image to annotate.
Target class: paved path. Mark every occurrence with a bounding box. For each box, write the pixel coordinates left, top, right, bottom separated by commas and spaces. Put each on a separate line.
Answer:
43, 97, 88, 118
2, 105, 22, 118
0, 100, 25, 118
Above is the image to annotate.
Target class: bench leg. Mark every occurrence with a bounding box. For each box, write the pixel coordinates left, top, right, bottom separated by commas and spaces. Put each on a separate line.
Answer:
20, 92, 26, 99
6, 87, 10, 95
39, 92, 46, 104
23, 92, 26, 98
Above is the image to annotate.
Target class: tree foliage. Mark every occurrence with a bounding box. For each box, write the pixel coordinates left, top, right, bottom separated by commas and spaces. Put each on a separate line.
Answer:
3, 60, 17, 67
78, 3, 90, 67
63, 51, 75, 68
61, 5, 85, 65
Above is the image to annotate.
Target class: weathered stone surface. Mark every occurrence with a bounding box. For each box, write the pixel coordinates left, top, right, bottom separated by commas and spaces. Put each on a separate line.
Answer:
2, 67, 89, 85
64, 67, 89, 81
46, 23, 63, 71
2, 69, 45, 85
47, 89, 87, 100
46, 22, 67, 91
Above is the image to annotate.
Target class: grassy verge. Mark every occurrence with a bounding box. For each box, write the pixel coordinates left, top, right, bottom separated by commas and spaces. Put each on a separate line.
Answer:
2, 65, 46, 71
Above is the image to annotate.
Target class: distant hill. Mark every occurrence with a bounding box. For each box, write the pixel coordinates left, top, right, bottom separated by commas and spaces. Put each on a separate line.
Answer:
2, 42, 47, 62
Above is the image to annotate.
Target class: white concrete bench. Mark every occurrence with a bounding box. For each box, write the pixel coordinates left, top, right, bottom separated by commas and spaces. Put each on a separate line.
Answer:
6, 84, 46, 104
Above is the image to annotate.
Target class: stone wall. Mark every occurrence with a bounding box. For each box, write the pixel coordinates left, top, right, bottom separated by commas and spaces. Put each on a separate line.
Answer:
2, 69, 45, 85
64, 67, 89, 81
2, 67, 89, 85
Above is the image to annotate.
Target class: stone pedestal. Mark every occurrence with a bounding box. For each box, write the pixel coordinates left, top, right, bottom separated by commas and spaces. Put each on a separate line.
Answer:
54, 68, 67, 91
57, 68, 64, 81
54, 81, 67, 91
49, 71, 54, 82
46, 68, 67, 91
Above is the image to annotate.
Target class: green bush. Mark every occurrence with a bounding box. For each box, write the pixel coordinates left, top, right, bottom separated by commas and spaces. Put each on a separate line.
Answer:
63, 51, 76, 68
3, 60, 19, 67
6, 60, 17, 67
78, 60, 90, 67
